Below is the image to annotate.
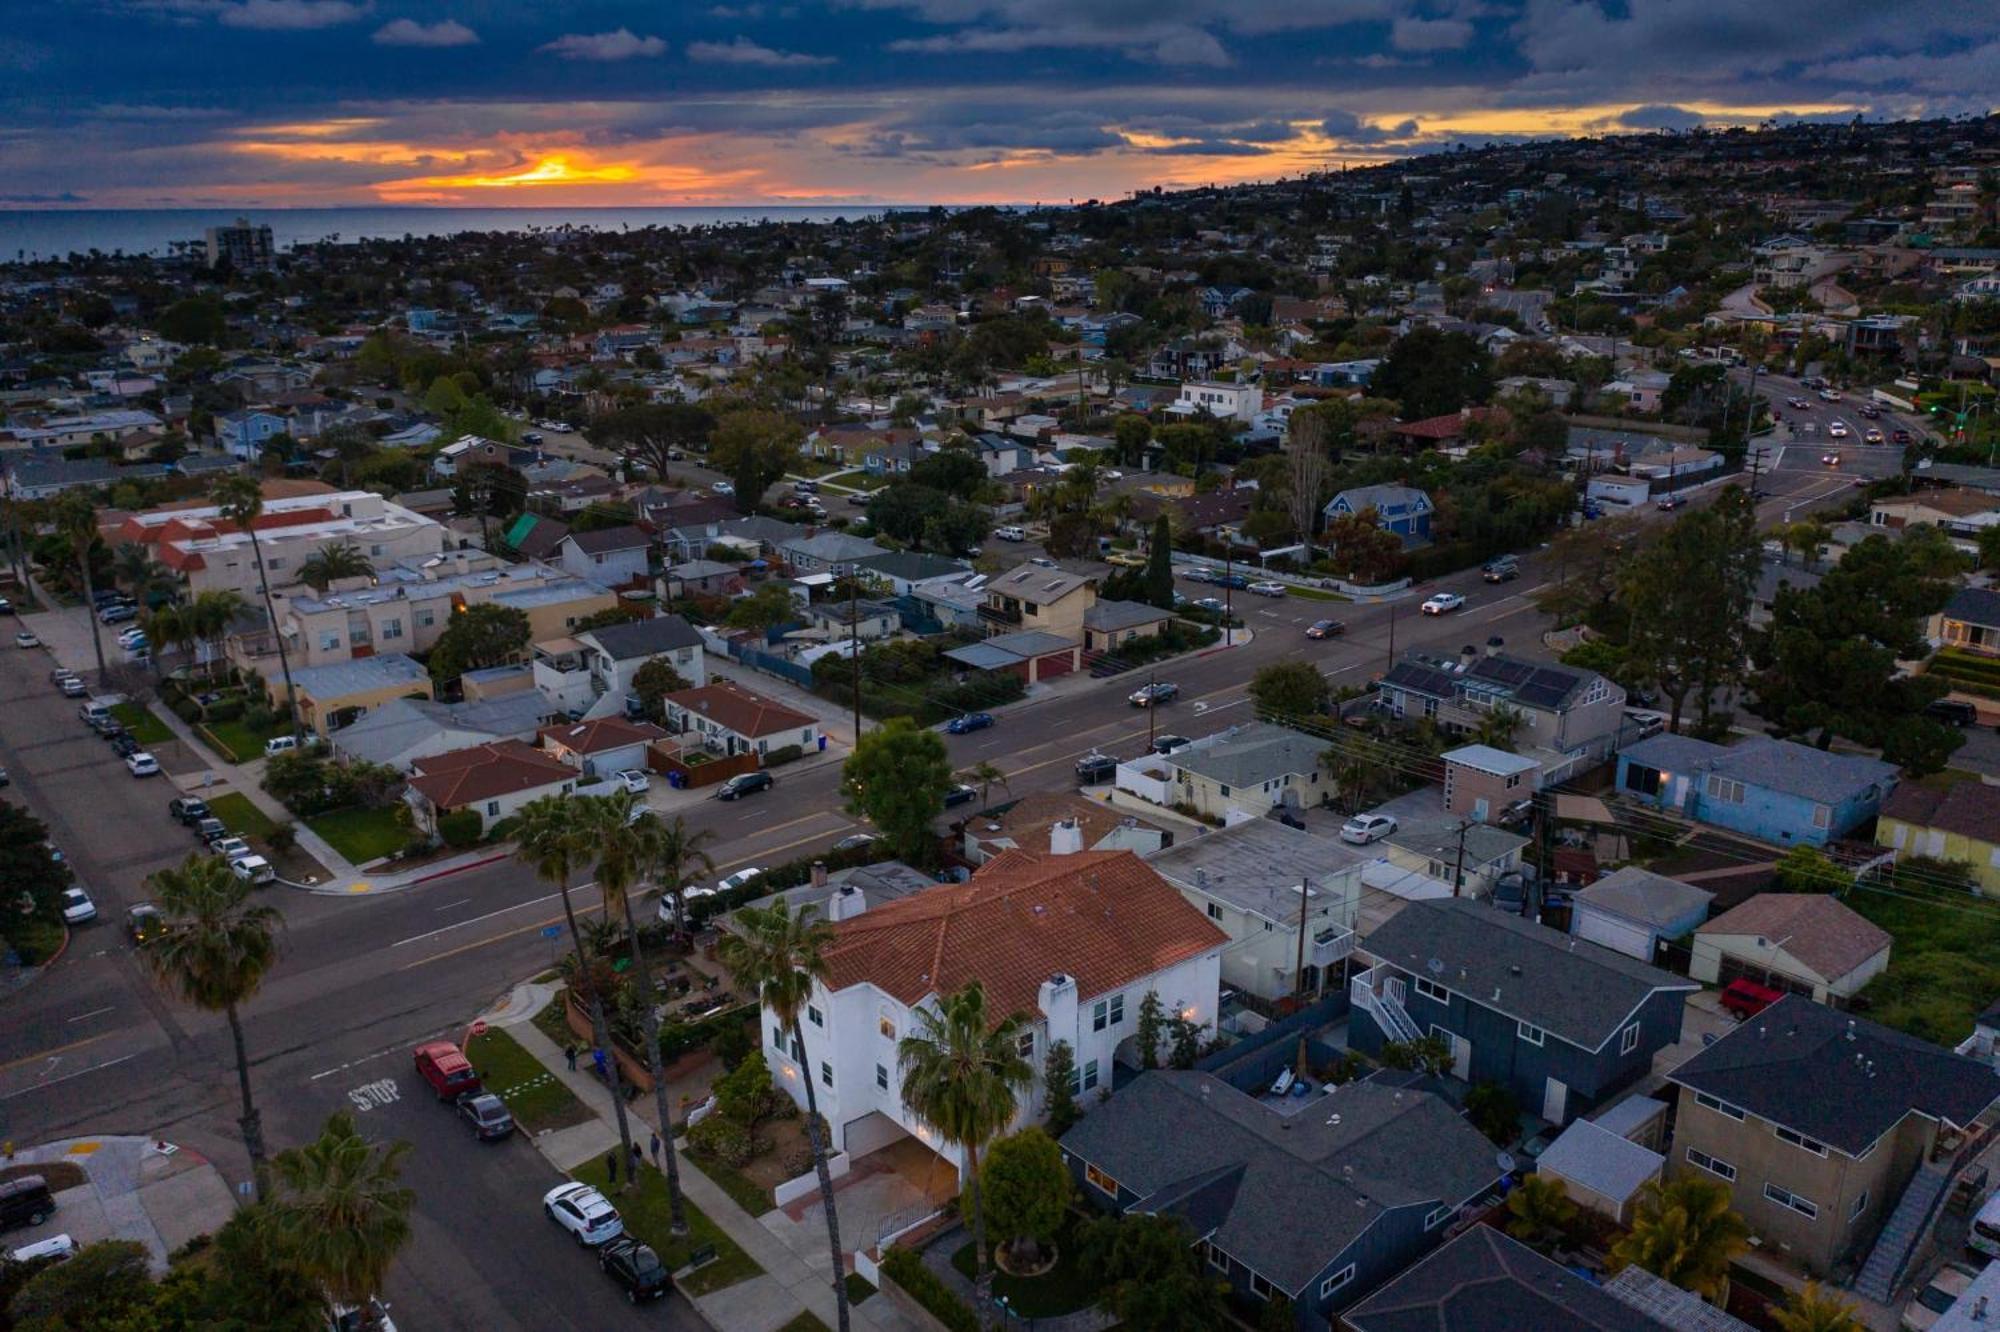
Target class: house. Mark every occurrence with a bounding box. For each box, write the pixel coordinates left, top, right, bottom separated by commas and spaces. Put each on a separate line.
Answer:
662, 558, 744, 599
118, 489, 445, 599
1933, 586, 2000, 656
537, 716, 669, 777
941, 629, 1083, 684
1666, 995, 2000, 1281
531, 615, 706, 721
504, 512, 570, 561
554, 526, 651, 587
1690, 894, 1892, 1005
1534, 1117, 1667, 1226
1387, 408, 1508, 452
1350, 898, 1697, 1125
1381, 648, 1625, 780
750, 848, 1226, 1170
1061, 1070, 1504, 1328
971, 433, 1034, 477
1440, 744, 1540, 822
807, 598, 902, 643
960, 792, 1172, 866
405, 740, 579, 835
1877, 780, 2000, 896
978, 562, 1097, 638
215, 409, 288, 460
431, 435, 533, 479
662, 681, 820, 761
327, 693, 550, 771
851, 550, 971, 596
1081, 599, 1174, 655
1322, 485, 1433, 543
1380, 819, 1528, 899
1569, 867, 1714, 963
776, 531, 888, 576
1165, 722, 1329, 822
1615, 734, 1898, 846
282, 653, 434, 738
1173, 380, 1262, 424
3, 455, 158, 499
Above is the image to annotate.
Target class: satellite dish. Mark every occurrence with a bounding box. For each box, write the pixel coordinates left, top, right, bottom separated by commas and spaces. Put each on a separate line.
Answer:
1496, 1151, 1517, 1173
1427, 957, 1446, 976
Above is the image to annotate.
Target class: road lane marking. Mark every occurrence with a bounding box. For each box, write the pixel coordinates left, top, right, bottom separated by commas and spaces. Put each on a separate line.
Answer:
431, 898, 471, 913
65, 1007, 114, 1023
390, 891, 566, 948
346, 1077, 401, 1111
0, 1030, 112, 1074
0, 1053, 138, 1101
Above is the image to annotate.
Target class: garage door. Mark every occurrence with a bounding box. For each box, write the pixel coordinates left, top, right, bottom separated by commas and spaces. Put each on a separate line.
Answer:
1035, 650, 1077, 681
1573, 906, 1654, 961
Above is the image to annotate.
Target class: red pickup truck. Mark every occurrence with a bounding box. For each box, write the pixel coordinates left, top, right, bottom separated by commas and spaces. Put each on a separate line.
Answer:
1719, 978, 1784, 1020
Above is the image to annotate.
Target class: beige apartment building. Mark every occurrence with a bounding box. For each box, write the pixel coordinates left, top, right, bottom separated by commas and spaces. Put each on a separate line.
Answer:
979, 562, 1097, 638
119, 489, 446, 599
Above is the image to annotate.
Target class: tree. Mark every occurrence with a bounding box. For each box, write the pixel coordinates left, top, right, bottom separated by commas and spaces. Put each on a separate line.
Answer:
213, 476, 302, 742
111, 544, 176, 606
980, 1128, 1070, 1270
1041, 1039, 1080, 1137
1505, 1173, 1579, 1252
296, 541, 372, 593
709, 408, 803, 513
268, 1111, 415, 1326
426, 602, 531, 684
1373, 327, 1493, 419
1380, 1035, 1452, 1076
629, 656, 691, 724
52, 492, 109, 687
1142, 514, 1175, 608
1772, 1282, 1864, 1332
187, 588, 246, 680
1465, 1081, 1521, 1143
157, 293, 226, 344
1167, 1016, 1203, 1069
1082, 1213, 1227, 1331
1324, 508, 1405, 584
1622, 489, 1762, 730
1610, 1175, 1750, 1302
595, 402, 715, 479
1135, 990, 1164, 1070
1283, 436, 1330, 554
1112, 414, 1153, 467
1249, 659, 1330, 719
142, 852, 281, 1197
841, 716, 952, 864
964, 760, 1009, 810
649, 813, 717, 939
723, 582, 799, 631
897, 981, 1034, 1282
717, 900, 851, 1332
9, 1238, 154, 1330
1773, 844, 1847, 894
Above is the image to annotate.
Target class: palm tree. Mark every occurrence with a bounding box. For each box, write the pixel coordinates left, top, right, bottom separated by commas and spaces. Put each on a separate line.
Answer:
897, 981, 1033, 1285
189, 588, 247, 681
111, 545, 177, 608
145, 601, 197, 675
1610, 1175, 1750, 1303
1504, 1173, 1578, 1252
268, 1111, 414, 1330
141, 852, 282, 1195
718, 900, 850, 1332
296, 542, 373, 594
1474, 704, 1526, 752
651, 814, 716, 940
590, 794, 693, 1234
212, 476, 302, 742
1771, 1282, 1864, 1332
963, 761, 1010, 811
514, 794, 639, 1183
52, 491, 109, 686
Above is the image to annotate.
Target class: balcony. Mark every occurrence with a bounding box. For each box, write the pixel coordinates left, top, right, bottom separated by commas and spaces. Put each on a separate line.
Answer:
978, 601, 1023, 627
1308, 925, 1355, 969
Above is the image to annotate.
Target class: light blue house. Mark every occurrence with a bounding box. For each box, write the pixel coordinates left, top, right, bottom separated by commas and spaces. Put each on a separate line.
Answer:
1614, 734, 1898, 847
216, 409, 288, 460
1323, 484, 1433, 541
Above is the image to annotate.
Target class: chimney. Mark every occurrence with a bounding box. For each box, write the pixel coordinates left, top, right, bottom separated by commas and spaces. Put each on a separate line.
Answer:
827, 883, 867, 922
1485, 635, 1504, 658
810, 860, 828, 890
1050, 817, 1084, 856
1458, 645, 1477, 672
1037, 972, 1078, 1036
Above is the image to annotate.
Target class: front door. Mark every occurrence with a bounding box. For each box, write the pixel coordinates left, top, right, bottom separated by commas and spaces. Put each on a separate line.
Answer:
1472, 797, 1489, 823
1543, 1077, 1568, 1124
1432, 1025, 1472, 1081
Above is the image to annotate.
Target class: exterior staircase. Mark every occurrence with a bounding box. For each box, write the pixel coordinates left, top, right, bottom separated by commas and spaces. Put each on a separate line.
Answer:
1854, 1161, 1951, 1303
1351, 964, 1424, 1045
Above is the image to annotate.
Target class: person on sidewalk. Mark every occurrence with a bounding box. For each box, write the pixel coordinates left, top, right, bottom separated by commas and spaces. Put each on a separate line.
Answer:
591, 1047, 607, 1080
605, 1149, 619, 1185
630, 1141, 644, 1176
563, 1043, 578, 1072
649, 1131, 661, 1168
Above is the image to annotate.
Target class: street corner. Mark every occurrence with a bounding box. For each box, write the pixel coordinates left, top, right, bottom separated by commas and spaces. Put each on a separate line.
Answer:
0, 1135, 234, 1273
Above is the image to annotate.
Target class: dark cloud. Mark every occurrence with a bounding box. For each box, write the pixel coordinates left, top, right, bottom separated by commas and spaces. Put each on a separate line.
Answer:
1617, 103, 1704, 130
1322, 110, 1420, 143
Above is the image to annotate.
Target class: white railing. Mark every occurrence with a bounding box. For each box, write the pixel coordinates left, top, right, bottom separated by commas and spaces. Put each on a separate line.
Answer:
1350, 963, 1422, 1044
1310, 925, 1356, 969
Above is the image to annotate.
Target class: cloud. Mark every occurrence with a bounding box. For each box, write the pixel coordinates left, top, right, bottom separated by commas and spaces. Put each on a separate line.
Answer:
686, 37, 833, 67
216, 0, 371, 30
1321, 110, 1421, 144
539, 28, 668, 61
864, 0, 1396, 67
373, 18, 478, 47
0, 191, 88, 204
1616, 103, 1704, 130
1390, 16, 1473, 51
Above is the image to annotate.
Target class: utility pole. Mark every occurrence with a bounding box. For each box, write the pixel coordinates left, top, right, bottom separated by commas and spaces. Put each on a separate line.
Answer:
1451, 819, 1471, 899
1145, 668, 1158, 749
1292, 874, 1311, 1004
848, 572, 862, 745
1385, 601, 1397, 674
1223, 545, 1234, 648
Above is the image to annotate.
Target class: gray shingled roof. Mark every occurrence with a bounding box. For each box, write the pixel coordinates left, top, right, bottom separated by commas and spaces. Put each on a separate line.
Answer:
1174, 722, 1325, 789
1668, 994, 2000, 1155
1572, 867, 1714, 931
1060, 1071, 1502, 1296
1618, 734, 1897, 804
1535, 1118, 1663, 1205
1361, 898, 1694, 1049
1083, 599, 1175, 632
582, 614, 702, 661
1346, 1227, 1679, 1332
1943, 585, 2000, 630
289, 652, 430, 700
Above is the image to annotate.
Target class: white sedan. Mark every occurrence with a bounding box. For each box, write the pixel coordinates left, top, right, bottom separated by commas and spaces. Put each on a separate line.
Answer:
1247, 581, 1288, 598
59, 886, 97, 925
1420, 592, 1465, 615
124, 752, 161, 777
1339, 813, 1398, 845
712, 480, 736, 496
13, 631, 38, 648
613, 769, 650, 795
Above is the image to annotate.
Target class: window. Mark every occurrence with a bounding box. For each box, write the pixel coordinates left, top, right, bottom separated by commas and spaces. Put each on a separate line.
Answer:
1517, 1022, 1545, 1047
1850, 1191, 1869, 1221
1092, 1000, 1109, 1032
1705, 774, 1745, 804
808, 1005, 824, 1028
1320, 1264, 1356, 1299
1207, 1244, 1230, 1273
1412, 976, 1448, 1003
1424, 1205, 1451, 1232
1248, 1271, 1276, 1300
1686, 1147, 1736, 1182
772, 1026, 784, 1050
1620, 1022, 1641, 1055
1219, 784, 1232, 797
370, 544, 384, 557
267, 558, 285, 571
1207, 902, 1223, 920
818, 1061, 833, 1087
1775, 1127, 1828, 1157
875, 1064, 888, 1090
319, 632, 342, 650
1085, 1162, 1119, 1197
1016, 1031, 1034, 1060
1083, 1060, 1100, 1091
1109, 994, 1125, 1026
416, 609, 435, 628
1812, 804, 1831, 830
878, 1016, 895, 1040
380, 618, 402, 640
485, 800, 499, 816
1505, 772, 1522, 789
1763, 1182, 1818, 1219
1693, 1091, 1745, 1121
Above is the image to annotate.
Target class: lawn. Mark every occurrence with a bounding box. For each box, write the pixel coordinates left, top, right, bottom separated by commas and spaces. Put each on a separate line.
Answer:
949, 1212, 1096, 1318
464, 1026, 592, 1134
205, 792, 277, 841
1847, 867, 2000, 1045
775, 1314, 831, 1332
570, 1156, 762, 1296
111, 702, 172, 745
1284, 584, 1350, 602
202, 717, 288, 763
821, 469, 890, 492
685, 1144, 778, 1219
308, 806, 409, 865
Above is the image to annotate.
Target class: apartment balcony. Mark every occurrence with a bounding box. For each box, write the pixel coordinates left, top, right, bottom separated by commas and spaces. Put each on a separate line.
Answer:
1308, 924, 1355, 970
978, 601, 1023, 627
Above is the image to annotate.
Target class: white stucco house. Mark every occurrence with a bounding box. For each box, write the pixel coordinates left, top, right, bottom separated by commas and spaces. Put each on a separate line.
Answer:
531, 614, 706, 720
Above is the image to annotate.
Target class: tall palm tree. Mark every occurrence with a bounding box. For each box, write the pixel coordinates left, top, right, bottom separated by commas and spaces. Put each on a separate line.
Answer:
145, 601, 198, 675
1610, 1175, 1750, 1303
896, 981, 1033, 1284
141, 852, 282, 1195
296, 541, 373, 594
590, 793, 693, 1234
718, 900, 849, 1332
189, 588, 247, 681
963, 761, 1010, 811
514, 793, 638, 1182
52, 491, 109, 686
651, 814, 716, 940
111, 545, 177, 608
212, 476, 302, 742
268, 1110, 414, 1330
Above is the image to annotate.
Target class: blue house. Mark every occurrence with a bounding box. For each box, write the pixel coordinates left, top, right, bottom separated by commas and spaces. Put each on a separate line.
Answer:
1059, 1069, 1503, 1329
1350, 898, 1696, 1127
1322, 484, 1433, 542
215, 409, 288, 460
1614, 734, 1898, 847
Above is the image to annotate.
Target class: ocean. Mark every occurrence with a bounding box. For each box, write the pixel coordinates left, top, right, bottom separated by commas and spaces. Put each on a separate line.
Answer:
0, 205, 924, 263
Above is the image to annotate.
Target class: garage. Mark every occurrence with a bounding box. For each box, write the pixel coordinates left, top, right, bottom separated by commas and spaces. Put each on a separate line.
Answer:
1567, 867, 1714, 964
1573, 906, 1657, 960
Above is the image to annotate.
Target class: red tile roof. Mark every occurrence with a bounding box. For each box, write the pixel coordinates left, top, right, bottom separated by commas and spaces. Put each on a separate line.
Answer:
537, 716, 669, 756
665, 681, 816, 740
1392, 406, 1511, 440
820, 849, 1226, 1020
407, 740, 575, 811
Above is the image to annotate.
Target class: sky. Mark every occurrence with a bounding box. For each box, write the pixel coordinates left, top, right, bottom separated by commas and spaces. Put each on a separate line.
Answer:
0, 1, 1995, 209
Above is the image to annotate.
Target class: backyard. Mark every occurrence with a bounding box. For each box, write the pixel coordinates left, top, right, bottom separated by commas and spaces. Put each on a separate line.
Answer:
1849, 866, 2000, 1046
569, 1156, 762, 1297
464, 1026, 593, 1134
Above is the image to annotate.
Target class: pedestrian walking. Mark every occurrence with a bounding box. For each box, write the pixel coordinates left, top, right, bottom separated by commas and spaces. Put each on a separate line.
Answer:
605, 1149, 619, 1185
592, 1047, 608, 1080
563, 1043, 577, 1072
649, 1131, 661, 1168
631, 1141, 644, 1175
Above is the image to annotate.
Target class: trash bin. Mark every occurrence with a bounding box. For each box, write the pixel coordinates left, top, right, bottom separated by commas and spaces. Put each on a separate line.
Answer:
817, 735, 827, 752
667, 771, 684, 790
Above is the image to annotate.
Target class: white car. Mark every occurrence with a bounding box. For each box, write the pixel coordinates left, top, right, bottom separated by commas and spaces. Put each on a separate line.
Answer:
212, 837, 254, 862
1420, 593, 1465, 615
613, 769, 650, 795
14, 631, 38, 648
1903, 1261, 1981, 1332
1339, 813, 1398, 845
124, 752, 160, 777
543, 1182, 625, 1247
1247, 581, 1288, 598
1819, 389, 1841, 402
59, 886, 97, 925
7, 1233, 75, 1265
655, 866, 765, 923
116, 627, 149, 647
1827, 421, 1850, 439
712, 480, 735, 496
230, 855, 276, 885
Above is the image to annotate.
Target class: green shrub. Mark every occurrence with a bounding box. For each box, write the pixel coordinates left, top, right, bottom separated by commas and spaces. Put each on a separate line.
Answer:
265, 821, 297, 853
205, 697, 245, 723
879, 1247, 978, 1332
688, 1114, 755, 1166
437, 808, 482, 848
241, 703, 277, 733
763, 744, 804, 767
171, 698, 201, 723
5, 917, 68, 965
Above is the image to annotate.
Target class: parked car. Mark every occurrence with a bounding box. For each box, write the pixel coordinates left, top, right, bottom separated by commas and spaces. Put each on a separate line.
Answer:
457, 1093, 515, 1142
1971, 1191, 2000, 1260
6, 1233, 74, 1264
210, 836, 253, 862
13, 631, 38, 648
944, 712, 995, 735
1339, 813, 1398, 845
1719, 977, 1785, 1020
597, 1236, 672, 1303
230, 855, 276, 886
110, 734, 142, 759
124, 752, 160, 777
1104, 551, 1147, 569
125, 903, 163, 946
715, 771, 774, 801
168, 797, 211, 825
662, 867, 764, 922
0, 1177, 56, 1231
544, 1182, 624, 1248
264, 735, 300, 756
1305, 619, 1345, 640
831, 832, 878, 852
1420, 592, 1465, 615
59, 886, 96, 925
97, 605, 136, 625
1655, 495, 1682, 511
1151, 734, 1191, 756
1192, 596, 1227, 614
1128, 682, 1180, 707
993, 525, 1026, 542
943, 783, 977, 808
1902, 1261, 1981, 1332
1075, 753, 1117, 784
1480, 557, 1519, 583
54, 674, 85, 698
1180, 565, 1215, 584
1623, 709, 1668, 739
1247, 580, 1288, 598
1213, 573, 1249, 591
191, 816, 227, 844
613, 769, 650, 795
711, 480, 735, 497
412, 1040, 481, 1101
1925, 699, 1979, 727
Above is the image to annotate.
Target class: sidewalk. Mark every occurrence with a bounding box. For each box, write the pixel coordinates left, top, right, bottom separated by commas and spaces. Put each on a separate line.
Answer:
4, 1135, 238, 1273
483, 982, 918, 1332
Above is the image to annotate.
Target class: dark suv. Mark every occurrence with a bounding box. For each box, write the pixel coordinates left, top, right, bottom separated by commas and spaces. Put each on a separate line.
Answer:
598, 1237, 672, 1303
716, 772, 774, 801
1926, 699, 1979, 728
168, 797, 211, 825
0, 1176, 55, 1231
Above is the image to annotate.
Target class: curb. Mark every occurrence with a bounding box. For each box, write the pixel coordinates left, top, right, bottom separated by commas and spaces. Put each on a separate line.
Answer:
3, 921, 72, 1001
276, 848, 516, 897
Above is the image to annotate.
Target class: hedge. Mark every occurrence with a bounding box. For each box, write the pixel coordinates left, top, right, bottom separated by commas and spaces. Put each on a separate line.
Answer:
879, 1246, 978, 1332
437, 808, 483, 848
764, 744, 804, 767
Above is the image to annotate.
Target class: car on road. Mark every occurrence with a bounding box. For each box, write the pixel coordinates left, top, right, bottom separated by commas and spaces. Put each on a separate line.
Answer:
943, 783, 977, 809
715, 771, 774, 801
1480, 557, 1519, 583
1075, 753, 1117, 784
831, 832, 878, 852
1128, 682, 1180, 707
944, 712, 995, 735
544, 1182, 625, 1248
59, 886, 96, 925
1892, 429, 1913, 445
230, 855, 275, 886
992, 525, 1026, 542
124, 752, 160, 777
612, 769, 650, 795
413, 1040, 482, 1101
126, 903, 163, 946
0, 1177, 56, 1231
1858, 404, 1882, 419
168, 796, 211, 825
1180, 565, 1215, 583
457, 1092, 515, 1141
1902, 1261, 1981, 1332
54, 673, 85, 697
1305, 619, 1345, 640
1865, 428, 1885, 444
1420, 592, 1465, 615
1151, 734, 1191, 756
711, 480, 735, 497
1339, 813, 1398, 845
1827, 420, 1850, 438
1213, 572, 1249, 591
13, 630, 38, 648
1786, 396, 1811, 409
1247, 580, 1288, 598
1819, 389, 1841, 402
1655, 494, 1682, 511
597, 1236, 672, 1304
1191, 596, 1227, 614
1821, 453, 1841, 467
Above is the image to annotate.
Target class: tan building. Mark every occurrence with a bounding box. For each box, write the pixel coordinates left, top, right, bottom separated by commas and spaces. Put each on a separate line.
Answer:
119, 488, 447, 599
979, 562, 1097, 638
1690, 894, 1891, 1005
1441, 744, 1541, 821
284, 652, 434, 738
1081, 599, 1173, 655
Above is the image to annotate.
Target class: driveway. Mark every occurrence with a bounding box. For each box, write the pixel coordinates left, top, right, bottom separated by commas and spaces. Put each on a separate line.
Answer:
3, 1136, 236, 1271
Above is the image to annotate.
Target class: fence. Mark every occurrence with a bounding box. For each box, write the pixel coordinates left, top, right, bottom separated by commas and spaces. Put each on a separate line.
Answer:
888, 594, 947, 637
1196, 991, 1351, 1093
724, 639, 816, 688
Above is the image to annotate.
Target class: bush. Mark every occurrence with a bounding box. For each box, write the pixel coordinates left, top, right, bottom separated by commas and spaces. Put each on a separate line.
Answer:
5, 917, 68, 965
879, 1246, 978, 1332
265, 821, 297, 853
205, 696, 245, 723
171, 697, 201, 723
688, 1114, 755, 1166
241, 703, 277, 733
763, 744, 804, 767
437, 809, 482, 848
